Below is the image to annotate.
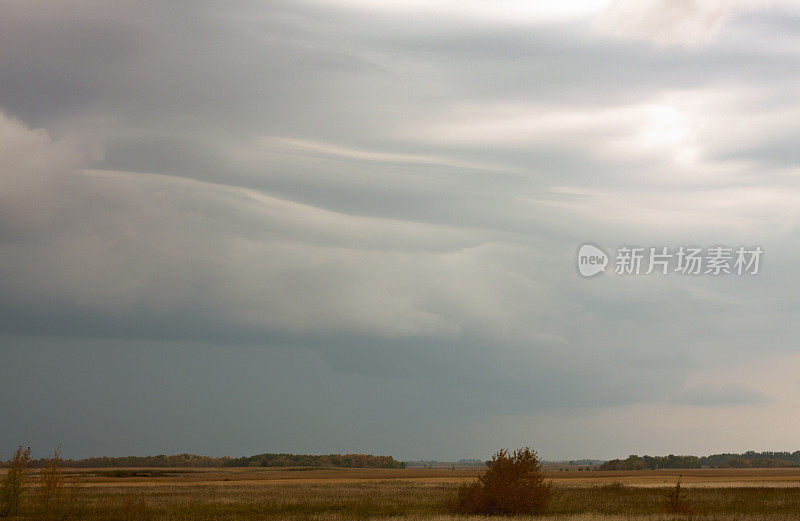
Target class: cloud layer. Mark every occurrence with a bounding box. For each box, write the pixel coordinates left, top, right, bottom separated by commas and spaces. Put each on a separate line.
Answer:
2, 0, 800, 460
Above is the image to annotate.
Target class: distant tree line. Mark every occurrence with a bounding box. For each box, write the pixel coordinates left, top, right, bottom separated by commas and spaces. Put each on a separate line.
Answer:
405, 459, 486, 468
226, 453, 404, 468
0, 452, 404, 469
600, 454, 701, 470
600, 451, 800, 470
701, 451, 800, 468
567, 459, 603, 466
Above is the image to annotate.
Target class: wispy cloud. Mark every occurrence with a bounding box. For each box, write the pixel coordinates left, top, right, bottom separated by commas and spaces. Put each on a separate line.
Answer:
592, 0, 773, 47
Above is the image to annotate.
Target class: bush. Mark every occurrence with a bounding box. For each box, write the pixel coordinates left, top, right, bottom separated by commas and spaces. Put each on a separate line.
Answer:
450, 447, 551, 515
33, 446, 85, 520
0, 446, 31, 517
36, 446, 64, 512
666, 477, 693, 515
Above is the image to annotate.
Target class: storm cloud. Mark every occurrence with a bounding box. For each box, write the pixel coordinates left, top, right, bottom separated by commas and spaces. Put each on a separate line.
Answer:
2, 0, 800, 461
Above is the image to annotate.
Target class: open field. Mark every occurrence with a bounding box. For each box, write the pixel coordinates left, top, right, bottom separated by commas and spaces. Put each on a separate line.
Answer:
4, 467, 800, 520
7, 466, 800, 487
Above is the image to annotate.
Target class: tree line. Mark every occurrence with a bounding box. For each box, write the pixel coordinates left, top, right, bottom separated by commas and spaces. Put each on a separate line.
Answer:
701, 451, 800, 468
0, 452, 404, 469
226, 453, 404, 468
600, 454, 701, 470
600, 451, 800, 470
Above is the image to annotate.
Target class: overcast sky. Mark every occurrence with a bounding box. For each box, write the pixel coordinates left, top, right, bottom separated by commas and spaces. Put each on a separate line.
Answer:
2, 0, 800, 462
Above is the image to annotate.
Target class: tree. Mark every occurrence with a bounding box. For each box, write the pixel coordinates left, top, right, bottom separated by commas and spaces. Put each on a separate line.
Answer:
36, 446, 64, 511
0, 445, 31, 517
451, 447, 551, 515
666, 477, 693, 514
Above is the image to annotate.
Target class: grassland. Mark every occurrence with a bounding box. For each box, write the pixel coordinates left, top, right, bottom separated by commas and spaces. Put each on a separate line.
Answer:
4, 467, 800, 520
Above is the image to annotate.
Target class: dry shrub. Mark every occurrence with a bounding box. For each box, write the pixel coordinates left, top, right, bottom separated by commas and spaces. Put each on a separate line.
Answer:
37, 447, 64, 506
34, 446, 84, 520
666, 477, 693, 515
0, 446, 31, 517
450, 447, 551, 515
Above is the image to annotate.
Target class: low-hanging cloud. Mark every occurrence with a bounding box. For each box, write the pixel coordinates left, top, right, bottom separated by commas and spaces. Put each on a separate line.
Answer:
0, 112, 563, 343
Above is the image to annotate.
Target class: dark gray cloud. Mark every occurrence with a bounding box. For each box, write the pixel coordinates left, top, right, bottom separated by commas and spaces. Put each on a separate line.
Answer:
1, 0, 799, 461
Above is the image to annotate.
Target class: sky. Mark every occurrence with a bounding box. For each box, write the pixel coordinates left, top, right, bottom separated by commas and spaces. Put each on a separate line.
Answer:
2, 0, 800, 462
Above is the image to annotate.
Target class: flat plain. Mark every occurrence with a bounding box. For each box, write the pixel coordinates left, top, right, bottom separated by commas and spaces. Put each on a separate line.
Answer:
6, 467, 800, 520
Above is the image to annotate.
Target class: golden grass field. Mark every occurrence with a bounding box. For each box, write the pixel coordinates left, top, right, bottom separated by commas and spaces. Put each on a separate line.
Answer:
17, 466, 800, 487
6, 466, 800, 520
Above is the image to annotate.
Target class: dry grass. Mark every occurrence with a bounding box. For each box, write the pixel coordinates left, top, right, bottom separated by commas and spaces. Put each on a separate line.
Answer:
2, 467, 800, 519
